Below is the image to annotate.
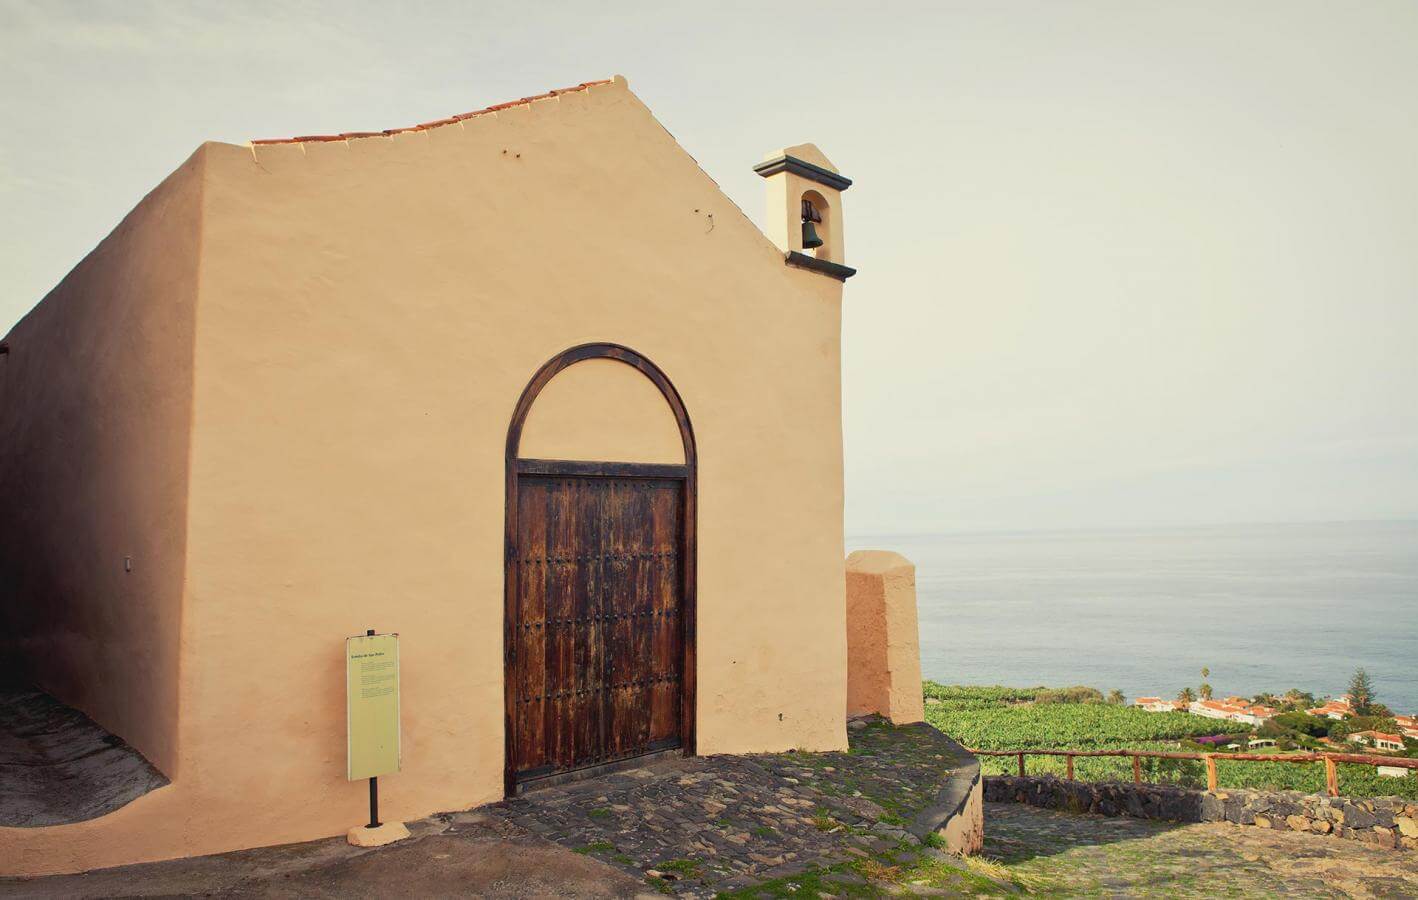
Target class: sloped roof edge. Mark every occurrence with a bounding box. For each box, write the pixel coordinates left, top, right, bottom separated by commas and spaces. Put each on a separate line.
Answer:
250, 77, 617, 146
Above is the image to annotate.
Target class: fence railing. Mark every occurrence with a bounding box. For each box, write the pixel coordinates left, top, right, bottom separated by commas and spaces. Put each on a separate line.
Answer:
969, 747, 1418, 797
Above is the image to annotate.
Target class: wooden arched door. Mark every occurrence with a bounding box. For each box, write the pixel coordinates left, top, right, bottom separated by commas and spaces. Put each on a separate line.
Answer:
503, 344, 697, 794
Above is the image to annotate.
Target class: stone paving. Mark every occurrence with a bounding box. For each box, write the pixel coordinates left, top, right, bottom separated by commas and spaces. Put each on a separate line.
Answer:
493, 718, 975, 895
8, 716, 1418, 898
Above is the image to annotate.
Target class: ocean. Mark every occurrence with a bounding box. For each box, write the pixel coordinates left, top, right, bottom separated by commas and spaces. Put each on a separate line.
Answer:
847, 520, 1418, 715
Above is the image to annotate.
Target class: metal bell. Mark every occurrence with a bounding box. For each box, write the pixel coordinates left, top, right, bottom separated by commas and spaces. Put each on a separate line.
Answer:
801, 219, 824, 249
801, 198, 825, 249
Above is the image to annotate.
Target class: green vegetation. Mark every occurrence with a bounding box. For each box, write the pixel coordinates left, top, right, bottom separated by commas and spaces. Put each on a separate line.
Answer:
924, 685, 1224, 750
572, 840, 616, 855
811, 809, 839, 832
1345, 667, 1395, 717
924, 681, 1418, 800
1349, 668, 1376, 715
654, 858, 703, 877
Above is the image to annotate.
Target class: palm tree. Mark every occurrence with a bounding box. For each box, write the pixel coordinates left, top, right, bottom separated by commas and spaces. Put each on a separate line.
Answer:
1178, 687, 1197, 704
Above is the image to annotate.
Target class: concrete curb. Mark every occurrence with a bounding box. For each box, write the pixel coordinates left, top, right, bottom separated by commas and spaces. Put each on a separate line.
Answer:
906, 725, 984, 854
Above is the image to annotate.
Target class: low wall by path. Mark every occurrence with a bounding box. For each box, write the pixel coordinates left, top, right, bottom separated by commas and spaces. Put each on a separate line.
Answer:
985, 775, 1418, 851
894, 722, 982, 855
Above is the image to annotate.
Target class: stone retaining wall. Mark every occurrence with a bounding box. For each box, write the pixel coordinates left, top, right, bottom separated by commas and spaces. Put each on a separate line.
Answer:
985, 775, 1417, 851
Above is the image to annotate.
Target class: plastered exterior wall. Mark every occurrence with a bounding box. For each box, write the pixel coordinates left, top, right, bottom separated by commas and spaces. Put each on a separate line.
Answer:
0, 78, 851, 876
0, 150, 203, 777
845, 550, 925, 725
519, 358, 685, 464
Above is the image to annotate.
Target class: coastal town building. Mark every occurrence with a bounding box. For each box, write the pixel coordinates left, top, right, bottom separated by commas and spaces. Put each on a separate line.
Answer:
1351, 731, 1406, 753
0, 76, 880, 876
1308, 698, 1356, 720
1187, 699, 1277, 726
1133, 697, 1187, 713
1134, 692, 1418, 739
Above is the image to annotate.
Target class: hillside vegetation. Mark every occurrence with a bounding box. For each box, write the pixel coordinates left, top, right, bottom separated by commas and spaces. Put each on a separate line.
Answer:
923, 683, 1418, 800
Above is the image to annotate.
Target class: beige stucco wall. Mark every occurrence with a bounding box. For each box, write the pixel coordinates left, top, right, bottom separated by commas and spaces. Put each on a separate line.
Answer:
519, 357, 685, 464
845, 550, 925, 725
0, 77, 851, 876
0, 150, 204, 778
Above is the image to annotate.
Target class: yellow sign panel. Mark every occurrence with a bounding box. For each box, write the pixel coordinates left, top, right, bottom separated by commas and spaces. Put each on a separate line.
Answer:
346, 633, 400, 781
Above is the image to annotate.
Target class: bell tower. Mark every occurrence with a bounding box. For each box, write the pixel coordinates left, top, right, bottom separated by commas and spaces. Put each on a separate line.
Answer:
754, 143, 856, 281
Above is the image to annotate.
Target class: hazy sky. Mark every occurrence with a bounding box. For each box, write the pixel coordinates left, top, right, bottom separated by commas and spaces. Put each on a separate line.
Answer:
3, 1, 1415, 534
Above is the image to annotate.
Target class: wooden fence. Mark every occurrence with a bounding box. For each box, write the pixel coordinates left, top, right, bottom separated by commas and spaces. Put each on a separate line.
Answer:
970, 747, 1418, 798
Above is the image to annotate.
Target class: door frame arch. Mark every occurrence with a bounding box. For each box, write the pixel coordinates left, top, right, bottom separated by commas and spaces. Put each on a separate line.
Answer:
503, 342, 697, 795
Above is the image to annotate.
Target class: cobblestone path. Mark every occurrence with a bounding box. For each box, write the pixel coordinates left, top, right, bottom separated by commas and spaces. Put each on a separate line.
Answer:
495, 722, 1418, 898
493, 719, 978, 895
986, 801, 1418, 898
8, 718, 1416, 897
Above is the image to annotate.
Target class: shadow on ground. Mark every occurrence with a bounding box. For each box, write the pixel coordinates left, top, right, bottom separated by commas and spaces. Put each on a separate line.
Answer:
0, 811, 645, 899
984, 798, 1188, 863
984, 801, 1418, 897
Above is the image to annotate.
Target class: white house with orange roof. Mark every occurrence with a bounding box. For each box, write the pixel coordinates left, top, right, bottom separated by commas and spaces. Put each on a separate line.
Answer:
1308, 698, 1356, 720
1133, 696, 1189, 713
1351, 731, 1406, 753
1189, 699, 1276, 726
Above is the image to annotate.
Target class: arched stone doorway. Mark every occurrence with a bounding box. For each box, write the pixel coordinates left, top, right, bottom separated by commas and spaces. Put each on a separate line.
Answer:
503, 343, 697, 795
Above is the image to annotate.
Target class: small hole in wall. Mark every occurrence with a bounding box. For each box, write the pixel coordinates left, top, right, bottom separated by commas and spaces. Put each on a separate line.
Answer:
124, 557, 132, 573
778, 713, 784, 721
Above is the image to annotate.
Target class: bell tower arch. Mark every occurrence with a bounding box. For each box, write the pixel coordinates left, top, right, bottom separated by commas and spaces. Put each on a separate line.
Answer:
754, 143, 856, 281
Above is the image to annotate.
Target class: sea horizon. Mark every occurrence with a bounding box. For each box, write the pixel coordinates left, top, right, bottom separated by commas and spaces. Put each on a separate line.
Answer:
848, 518, 1418, 715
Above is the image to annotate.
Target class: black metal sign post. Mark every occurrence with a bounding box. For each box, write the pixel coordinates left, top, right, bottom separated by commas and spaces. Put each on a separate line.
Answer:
365, 628, 382, 829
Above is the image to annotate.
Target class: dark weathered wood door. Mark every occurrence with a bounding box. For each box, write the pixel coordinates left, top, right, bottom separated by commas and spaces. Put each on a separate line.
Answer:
509, 473, 685, 786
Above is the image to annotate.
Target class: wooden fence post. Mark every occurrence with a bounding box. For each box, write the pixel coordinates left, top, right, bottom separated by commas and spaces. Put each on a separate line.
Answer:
1017, 752, 1025, 777
1066, 754, 1074, 780
1204, 755, 1218, 792
1132, 755, 1142, 784
1324, 757, 1338, 797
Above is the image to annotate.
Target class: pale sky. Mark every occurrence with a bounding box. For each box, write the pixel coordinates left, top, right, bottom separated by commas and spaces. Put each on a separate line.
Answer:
3, 1, 1416, 534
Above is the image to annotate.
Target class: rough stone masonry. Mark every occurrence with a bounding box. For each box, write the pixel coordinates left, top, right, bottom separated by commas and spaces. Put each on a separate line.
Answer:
986, 775, 1417, 851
